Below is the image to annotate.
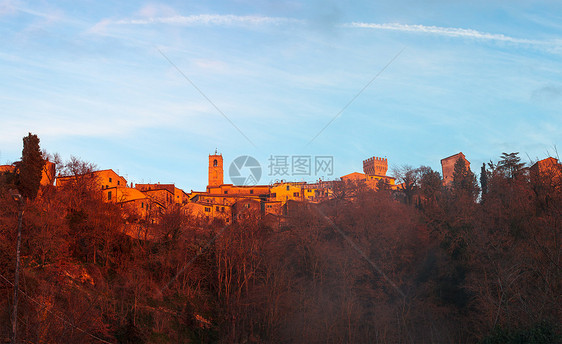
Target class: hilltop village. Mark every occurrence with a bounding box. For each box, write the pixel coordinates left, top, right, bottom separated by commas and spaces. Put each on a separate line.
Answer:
1, 141, 561, 343
3, 150, 556, 229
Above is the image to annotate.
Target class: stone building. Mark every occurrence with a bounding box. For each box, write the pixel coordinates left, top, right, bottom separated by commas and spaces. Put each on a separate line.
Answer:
363, 156, 388, 176
340, 156, 396, 189
186, 151, 283, 223
441, 152, 470, 186
56, 169, 151, 220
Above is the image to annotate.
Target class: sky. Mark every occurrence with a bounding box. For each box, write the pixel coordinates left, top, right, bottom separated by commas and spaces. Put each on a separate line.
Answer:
1, 0, 561, 191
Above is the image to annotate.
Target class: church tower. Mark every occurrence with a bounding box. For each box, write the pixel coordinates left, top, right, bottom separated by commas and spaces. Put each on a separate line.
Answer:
208, 150, 223, 188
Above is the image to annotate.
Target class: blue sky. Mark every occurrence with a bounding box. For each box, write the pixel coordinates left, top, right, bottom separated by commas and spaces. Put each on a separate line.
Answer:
1, 0, 561, 191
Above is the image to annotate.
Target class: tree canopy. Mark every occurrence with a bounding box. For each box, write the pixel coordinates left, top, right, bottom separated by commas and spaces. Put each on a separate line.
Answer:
498, 152, 526, 180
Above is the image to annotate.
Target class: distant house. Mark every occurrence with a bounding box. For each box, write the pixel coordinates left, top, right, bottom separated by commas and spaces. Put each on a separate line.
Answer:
270, 182, 305, 203
56, 169, 126, 189
184, 200, 233, 224
56, 169, 151, 220
135, 183, 189, 205
232, 198, 262, 222
103, 186, 150, 219
139, 187, 175, 209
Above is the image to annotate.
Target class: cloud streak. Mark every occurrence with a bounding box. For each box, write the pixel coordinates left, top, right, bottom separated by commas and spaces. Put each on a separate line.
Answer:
348, 22, 544, 45
115, 14, 301, 27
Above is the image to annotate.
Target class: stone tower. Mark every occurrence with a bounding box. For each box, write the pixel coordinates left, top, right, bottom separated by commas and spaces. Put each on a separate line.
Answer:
441, 152, 470, 186
208, 151, 223, 188
363, 156, 388, 176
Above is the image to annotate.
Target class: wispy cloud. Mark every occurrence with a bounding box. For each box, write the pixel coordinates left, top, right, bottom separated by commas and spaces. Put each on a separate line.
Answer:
532, 84, 562, 102
348, 22, 544, 45
0, 0, 62, 21
0, 0, 18, 16
115, 14, 301, 26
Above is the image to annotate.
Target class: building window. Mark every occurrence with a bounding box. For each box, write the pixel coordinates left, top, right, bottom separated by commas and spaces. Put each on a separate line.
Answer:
141, 202, 144, 209
246, 204, 250, 208
117, 180, 120, 185
108, 191, 112, 200
221, 207, 225, 212
271, 193, 276, 198
216, 206, 219, 211
106, 185, 109, 189
205, 207, 210, 212
109, 177, 112, 183
250, 189, 254, 194
224, 190, 228, 194
286, 185, 290, 191
293, 192, 299, 197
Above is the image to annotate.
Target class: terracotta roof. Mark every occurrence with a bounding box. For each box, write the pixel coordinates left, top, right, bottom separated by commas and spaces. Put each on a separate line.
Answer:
57, 169, 121, 179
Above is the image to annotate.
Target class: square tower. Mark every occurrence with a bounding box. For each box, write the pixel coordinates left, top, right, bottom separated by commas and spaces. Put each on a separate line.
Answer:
209, 152, 224, 188
363, 156, 388, 176
441, 152, 470, 186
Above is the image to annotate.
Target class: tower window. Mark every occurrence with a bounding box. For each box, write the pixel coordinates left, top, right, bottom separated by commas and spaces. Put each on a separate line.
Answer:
213, 159, 218, 167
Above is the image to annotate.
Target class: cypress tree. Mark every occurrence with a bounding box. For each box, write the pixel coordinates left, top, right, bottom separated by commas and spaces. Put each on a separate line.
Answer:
18, 133, 45, 200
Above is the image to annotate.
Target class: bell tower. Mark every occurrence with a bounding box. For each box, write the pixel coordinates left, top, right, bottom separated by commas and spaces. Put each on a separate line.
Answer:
208, 150, 223, 188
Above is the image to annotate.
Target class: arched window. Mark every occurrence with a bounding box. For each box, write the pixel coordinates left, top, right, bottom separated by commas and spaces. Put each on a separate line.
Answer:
213, 159, 218, 167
